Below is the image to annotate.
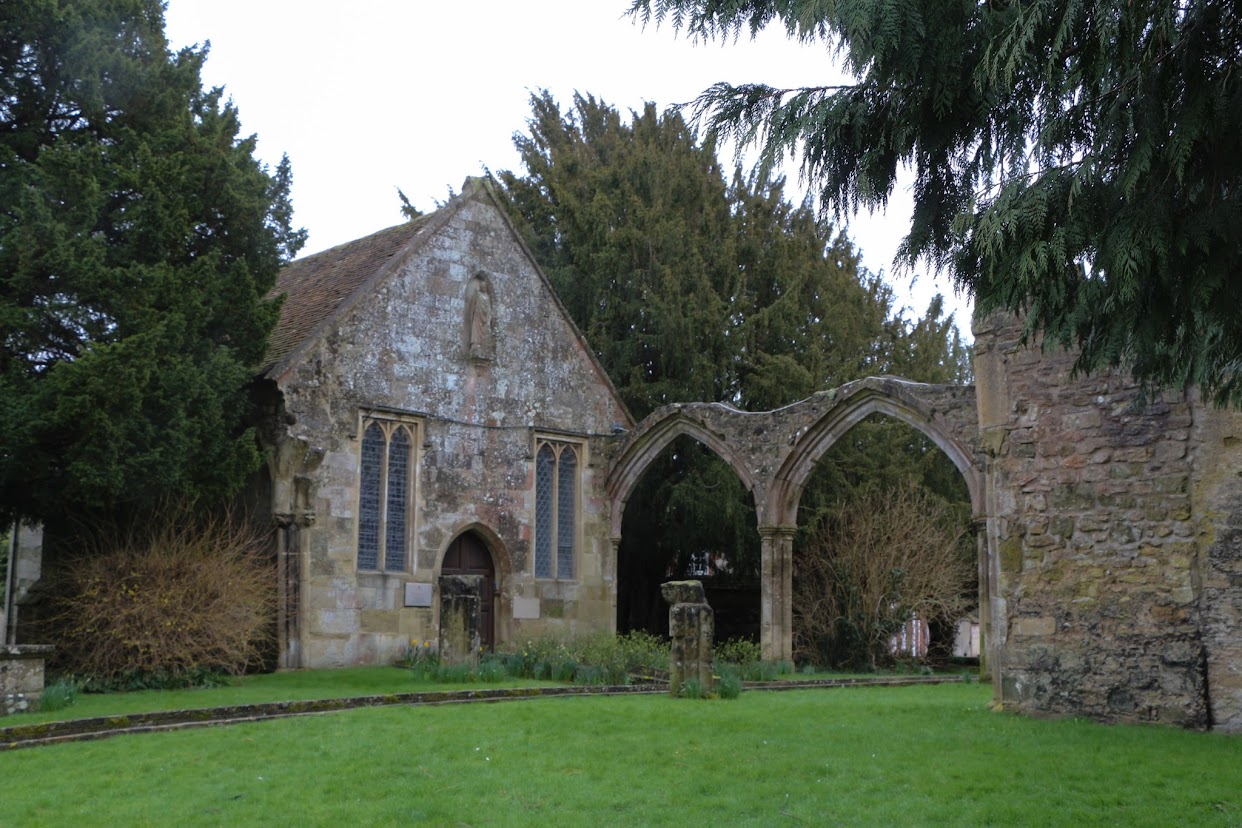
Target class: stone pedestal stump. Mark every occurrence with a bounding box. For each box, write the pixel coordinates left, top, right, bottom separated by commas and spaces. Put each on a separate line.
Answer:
438, 575, 482, 665
1, 644, 53, 715
661, 580, 714, 696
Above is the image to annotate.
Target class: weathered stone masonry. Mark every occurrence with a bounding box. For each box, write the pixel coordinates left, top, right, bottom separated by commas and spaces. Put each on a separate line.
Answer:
974, 312, 1242, 730
608, 313, 1241, 732
9, 177, 1238, 734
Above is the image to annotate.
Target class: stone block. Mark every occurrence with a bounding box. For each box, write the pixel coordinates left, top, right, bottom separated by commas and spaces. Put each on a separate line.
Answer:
1012, 616, 1056, 637
1, 645, 53, 716
661, 580, 707, 605
360, 609, 400, 634
662, 580, 714, 697
439, 574, 482, 665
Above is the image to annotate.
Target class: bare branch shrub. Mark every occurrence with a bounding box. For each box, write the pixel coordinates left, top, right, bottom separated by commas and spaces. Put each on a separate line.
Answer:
43, 505, 276, 686
794, 482, 973, 670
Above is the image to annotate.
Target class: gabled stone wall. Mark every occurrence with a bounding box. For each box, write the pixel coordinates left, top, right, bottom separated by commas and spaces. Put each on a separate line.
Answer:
975, 312, 1242, 730
269, 186, 629, 667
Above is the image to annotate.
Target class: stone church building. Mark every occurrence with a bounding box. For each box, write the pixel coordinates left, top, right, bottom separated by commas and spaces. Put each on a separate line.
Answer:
257, 178, 632, 668
168, 175, 1242, 731
5, 177, 1239, 732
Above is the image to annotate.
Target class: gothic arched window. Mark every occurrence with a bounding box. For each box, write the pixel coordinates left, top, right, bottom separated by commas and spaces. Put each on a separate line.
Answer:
534, 439, 580, 579
357, 417, 417, 572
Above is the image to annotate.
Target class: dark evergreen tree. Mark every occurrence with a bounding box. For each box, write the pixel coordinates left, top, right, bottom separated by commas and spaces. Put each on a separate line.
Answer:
500, 92, 736, 416
0, 0, 305, 530
498, 92, 970, 635
630, 0, 1242, 405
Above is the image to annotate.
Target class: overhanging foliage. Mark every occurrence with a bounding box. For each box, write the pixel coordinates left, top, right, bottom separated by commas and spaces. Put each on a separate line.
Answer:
630, 0, 1242, 405
0, 0, 305, 528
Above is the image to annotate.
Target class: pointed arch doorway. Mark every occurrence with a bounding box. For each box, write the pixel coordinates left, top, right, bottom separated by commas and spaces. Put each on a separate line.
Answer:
441, 531, 497, 650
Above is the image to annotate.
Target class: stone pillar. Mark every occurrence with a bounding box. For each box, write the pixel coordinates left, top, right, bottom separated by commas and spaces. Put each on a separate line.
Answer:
983, 455, 1007, 704
4, 523, 43, 646
972, 518, 990, 679
661, 580, 714, 696
973, 315, 1010, 704
759, 526, 795, 663
267, 433, 323, 670
439, 574, 482, 665
272, 516, 301, 670
1, 529, 13, 645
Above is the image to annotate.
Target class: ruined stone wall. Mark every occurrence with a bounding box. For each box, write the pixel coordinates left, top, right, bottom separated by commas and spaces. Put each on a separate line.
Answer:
1194, 405, 1242, 731
975, 312, 1242, 730
273, 190, 629, 666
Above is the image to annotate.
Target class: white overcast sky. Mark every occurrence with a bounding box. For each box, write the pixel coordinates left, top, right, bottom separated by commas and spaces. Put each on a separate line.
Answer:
164, 1, 972, 330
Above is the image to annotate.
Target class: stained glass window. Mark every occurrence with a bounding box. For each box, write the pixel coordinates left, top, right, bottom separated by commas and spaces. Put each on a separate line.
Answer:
535, 444, 555, 579
557, 447, 577, 580
534, 439, 579, 580
357, 423, 384, 571
385, 427, 410, 571
356, 417, 417, 572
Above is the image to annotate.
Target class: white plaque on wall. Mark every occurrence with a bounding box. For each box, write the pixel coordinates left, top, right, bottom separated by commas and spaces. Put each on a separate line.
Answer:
512, 597, 540, 620
404, 582, 433, 608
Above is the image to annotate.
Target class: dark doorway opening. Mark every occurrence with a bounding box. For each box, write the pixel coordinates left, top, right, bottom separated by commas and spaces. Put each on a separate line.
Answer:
617, 435, 759, 640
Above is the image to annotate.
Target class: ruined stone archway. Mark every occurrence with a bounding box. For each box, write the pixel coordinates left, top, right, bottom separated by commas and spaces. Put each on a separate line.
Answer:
607, 377, 984, 664
766, 379, 982, 527
607, 410, 761, 635
763, 380, 982, 664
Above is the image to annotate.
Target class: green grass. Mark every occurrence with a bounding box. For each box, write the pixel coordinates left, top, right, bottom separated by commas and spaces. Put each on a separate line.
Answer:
5, 666, 556, 726
3, 684, 1239, 826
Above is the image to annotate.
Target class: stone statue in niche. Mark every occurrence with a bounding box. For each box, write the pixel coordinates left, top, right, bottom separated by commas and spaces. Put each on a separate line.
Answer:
464, 272, 495, 360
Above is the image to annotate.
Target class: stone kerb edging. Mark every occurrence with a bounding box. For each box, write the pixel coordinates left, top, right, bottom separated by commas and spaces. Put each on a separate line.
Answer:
0, 674, 966, 751
742, 675, 967, 691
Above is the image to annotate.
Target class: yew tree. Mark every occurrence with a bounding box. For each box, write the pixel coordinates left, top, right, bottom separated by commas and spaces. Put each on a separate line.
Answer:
0, 0, 305, 529
497, 92, 969, 632
630, 0, 1242, 404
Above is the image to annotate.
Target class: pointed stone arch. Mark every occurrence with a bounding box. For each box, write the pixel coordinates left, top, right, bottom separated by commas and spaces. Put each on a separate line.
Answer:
606, 405, 759, 539
766, 378, 983, 527
434, 521, 512, 578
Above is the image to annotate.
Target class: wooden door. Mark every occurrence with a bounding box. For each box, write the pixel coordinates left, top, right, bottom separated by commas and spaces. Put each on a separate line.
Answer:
442, 532, 496, 650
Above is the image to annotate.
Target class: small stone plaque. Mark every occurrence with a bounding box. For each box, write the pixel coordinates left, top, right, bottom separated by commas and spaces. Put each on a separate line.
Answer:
404, 582, 433, 608
512, 597, 540, 620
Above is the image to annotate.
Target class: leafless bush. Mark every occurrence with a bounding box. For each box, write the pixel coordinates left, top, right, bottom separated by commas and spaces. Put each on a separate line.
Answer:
44, 506, 275, 685
794, 482, 973, 670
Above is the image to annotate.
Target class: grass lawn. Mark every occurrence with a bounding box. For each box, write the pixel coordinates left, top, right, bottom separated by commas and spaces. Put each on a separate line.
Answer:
6, 666, 560, 726
3, 683, 1239, 826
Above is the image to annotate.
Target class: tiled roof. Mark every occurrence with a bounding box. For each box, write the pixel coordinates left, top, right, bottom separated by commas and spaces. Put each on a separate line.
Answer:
262, 216, 432, 374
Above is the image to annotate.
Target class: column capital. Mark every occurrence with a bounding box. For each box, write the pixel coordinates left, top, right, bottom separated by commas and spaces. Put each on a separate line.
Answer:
757, 524, 798, 539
